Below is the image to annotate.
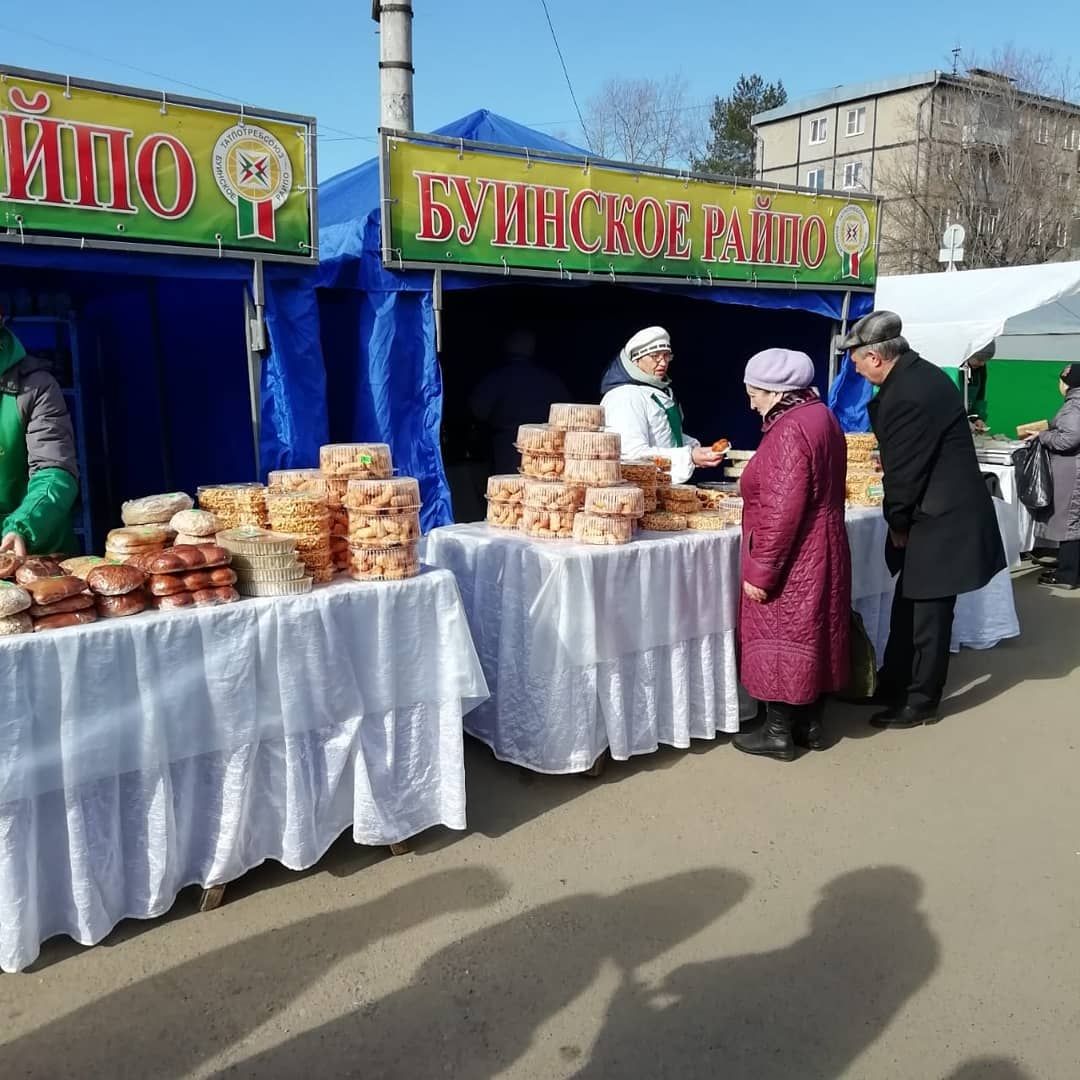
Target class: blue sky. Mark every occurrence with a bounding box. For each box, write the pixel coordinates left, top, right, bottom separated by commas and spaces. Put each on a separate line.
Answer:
2, 0, 1075, 179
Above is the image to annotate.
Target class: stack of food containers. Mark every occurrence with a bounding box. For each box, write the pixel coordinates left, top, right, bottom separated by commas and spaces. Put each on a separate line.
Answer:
266, 490, 334, 584
521, 479, 585, 539
197, 483, 270, 530
844, 434, 884, 507
515, 424, 565, 479
485, 475, 526, 529
620, 459, 659, 512
218, 527, 311, 597
344, 476, 422, 580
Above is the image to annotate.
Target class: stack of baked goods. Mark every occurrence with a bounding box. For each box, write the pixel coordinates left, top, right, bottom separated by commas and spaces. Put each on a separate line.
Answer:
196, 483, 270, 530
694, 483, 740, 511
485, 475, 526, 529
571, 513, 634, 546
686, 498, 744, 530
516, 424, 566, 480
344, 477, 422, 580
639, 510, 688, 532
844, 433, 884, 507
104, 525, 171, 564
133, 544, 238, 610
16, 558, 97, 631
86, 563, 149, 620
659, 484, 703, 515
218, 527, 311, 597
562, 429, 623, 488
0, 577, 33, 636
268, 468, 351, 573
319, 442, 394, 481
267, 490, 333, 584
573, 485, 645, 546
170, 508, 220, 548
620, 459, 659, 512
120, 492, 193, 542
549, 403, 605, 432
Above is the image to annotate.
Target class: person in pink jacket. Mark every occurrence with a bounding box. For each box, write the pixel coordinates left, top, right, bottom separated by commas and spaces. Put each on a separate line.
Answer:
733, 349, 852, 762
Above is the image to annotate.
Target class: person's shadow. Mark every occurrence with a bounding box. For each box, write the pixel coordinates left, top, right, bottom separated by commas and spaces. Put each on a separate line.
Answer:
575, 866, 940, 1079
1, 866, 509, 1080
227, 867, 750, 1079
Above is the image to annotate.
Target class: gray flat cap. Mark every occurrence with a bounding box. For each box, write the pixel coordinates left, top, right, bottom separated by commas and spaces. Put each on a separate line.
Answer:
838, 310, 903, 350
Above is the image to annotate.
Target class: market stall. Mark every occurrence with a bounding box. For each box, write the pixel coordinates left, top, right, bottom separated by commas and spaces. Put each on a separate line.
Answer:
830, 262, 1080, 558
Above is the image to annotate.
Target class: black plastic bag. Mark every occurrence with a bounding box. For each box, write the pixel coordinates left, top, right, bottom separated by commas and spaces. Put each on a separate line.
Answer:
1012, 442, 1052, 512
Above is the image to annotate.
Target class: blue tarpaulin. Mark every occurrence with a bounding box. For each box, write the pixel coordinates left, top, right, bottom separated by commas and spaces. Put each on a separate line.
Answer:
312, 110, 875, 528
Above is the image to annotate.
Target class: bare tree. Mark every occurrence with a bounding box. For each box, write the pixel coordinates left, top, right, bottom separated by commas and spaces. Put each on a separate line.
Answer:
879, 49, 1080, 272
582, 76, 702, 168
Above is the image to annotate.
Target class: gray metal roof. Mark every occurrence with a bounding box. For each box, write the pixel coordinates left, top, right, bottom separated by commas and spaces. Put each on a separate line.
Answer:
752, 71, 944, 126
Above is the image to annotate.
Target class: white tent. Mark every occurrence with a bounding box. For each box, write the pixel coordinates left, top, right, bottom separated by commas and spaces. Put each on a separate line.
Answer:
875, 261, 1080, 367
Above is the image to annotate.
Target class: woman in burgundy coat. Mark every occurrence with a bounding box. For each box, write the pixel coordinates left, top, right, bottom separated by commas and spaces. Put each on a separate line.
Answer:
733, 349, 851, 761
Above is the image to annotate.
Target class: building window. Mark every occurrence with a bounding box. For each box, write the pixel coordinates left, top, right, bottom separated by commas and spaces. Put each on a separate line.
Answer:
1036, 116, 1051, 145
845, 106, 866, 137
1056, 222, 1069, 248
842, 161, 864, 189
977, 207, 999, 236
940, 94, 958, 126
809, 117, 828, 145
805, 168, 826, 190
1061, 173, 1072, 191
1064, 126, 1080, 151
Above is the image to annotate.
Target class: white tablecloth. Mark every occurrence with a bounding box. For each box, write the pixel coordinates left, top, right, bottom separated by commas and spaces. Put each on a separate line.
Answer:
0, 569, 488, 973
976, 460, 1036, 560
425, 508, 1018, 776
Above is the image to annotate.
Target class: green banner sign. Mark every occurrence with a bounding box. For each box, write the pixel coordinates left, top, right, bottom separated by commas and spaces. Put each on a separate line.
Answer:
384, 135, 878, 288
0, 68, 315, 261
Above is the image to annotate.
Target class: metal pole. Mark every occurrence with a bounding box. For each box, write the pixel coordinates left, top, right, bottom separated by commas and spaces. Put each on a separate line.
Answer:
245, 259, 266, 479
373, 1, 414, 131
433, 267, 443, 354
830, 289, 852, 388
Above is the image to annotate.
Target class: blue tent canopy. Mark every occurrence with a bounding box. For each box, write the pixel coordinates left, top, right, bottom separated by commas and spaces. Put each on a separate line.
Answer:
295, 110, 875, 528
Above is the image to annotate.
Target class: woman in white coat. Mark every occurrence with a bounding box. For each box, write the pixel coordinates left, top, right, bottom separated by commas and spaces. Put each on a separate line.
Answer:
600, 326, 725, 483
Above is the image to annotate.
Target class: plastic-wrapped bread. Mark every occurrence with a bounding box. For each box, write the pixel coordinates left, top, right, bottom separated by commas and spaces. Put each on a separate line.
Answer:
170, 509, 219, 537
519, 450, 565, 479
319, 443, 393, 480
522, 480, 586, 511
15, 557, 65, 584
486, 475, 526, 503
33, 609, 98, 632
0, 582, 33, 617
25, 575, 88, 606
521, 505, 576, 539
192, 586, 241, 607
121, 492, 193, 526
562, 457, 621, 487
348, 542, 421, 581
563, 430, 622, 461
640, 510, 688, 532
95, 592, 148, 619
515, 424, 565, 454
486, 500, 524, 528
151, 592, 195, 611
572, 513, 633, 545
347, 510, 421, 546
584, 485, 645, 518
28, 593, 95, 617
343, 477, 421, 513
87, 564, 146, 596
60, 556, 110, 580
0, 611, 33, 636
549, 403, 604, 432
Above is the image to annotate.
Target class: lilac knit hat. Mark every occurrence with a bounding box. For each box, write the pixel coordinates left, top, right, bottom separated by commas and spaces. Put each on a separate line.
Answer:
744, 348, 815, 392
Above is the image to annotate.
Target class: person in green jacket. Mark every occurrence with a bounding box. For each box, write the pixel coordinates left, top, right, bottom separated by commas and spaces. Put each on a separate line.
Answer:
0, 319, 79, 557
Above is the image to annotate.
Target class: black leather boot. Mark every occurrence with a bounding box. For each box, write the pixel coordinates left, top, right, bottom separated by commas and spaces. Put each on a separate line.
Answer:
792, 699, 826, 750
734, 702, 796, 761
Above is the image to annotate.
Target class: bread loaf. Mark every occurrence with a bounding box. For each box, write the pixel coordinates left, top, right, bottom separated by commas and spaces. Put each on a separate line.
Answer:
87, 564, 146, 596
33, 609, 98, 631
61, 556, 110, 579
170, 508, 218, 536
149, 574, 190, 597
0, 582, 32, 617
0, 552, 21, 580
151, 591, 195, 610
192, 586, 239, 606
15, 557, 64, 584
95, 592, 148, 618
106, 525, 170, 552
0, 611, 33, 636
29, 593, 95, 617
121, 492, 193, 526
25, 575, 88, 606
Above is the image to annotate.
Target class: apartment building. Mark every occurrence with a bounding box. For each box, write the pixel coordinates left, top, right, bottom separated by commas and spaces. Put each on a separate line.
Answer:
752, 69, 1080, 273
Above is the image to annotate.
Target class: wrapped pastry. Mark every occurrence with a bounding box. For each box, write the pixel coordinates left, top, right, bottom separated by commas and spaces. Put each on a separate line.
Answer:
343, 477, 422, 513
486, 475, 526, 503
562, 457, 621, 487
15, 557, 65, 584
0, 582, 33, 617
348, 542, 421, 581
522, 480, 586, 511
121, 492, 193, 526
29, 593, 95, 617
572, 513, 633, 545
519, 450, 565, 479
87, 564, 146, 596
619, 459, 659, 486
659, 485, 702, 513
694, 485, 739, 511
583, 485, 645, 518
347, 510, 421, 547
106, 525, 171, 553
319, 443, 393, 480
192, 586, 240, 607
267, 468, 327, 495
170, 509, 219, 537
60, 556, 110, 579
33, 609, 98, 632
0, 611, 33, 636
521, 505, 576, 539
151, 592, 195, 611
563, 430, 621, 461
640, 511, 688, 532
549, 403, 604, 432
515, 424, 565, 454
25, 575, 88, 606
95, 592, 148, 619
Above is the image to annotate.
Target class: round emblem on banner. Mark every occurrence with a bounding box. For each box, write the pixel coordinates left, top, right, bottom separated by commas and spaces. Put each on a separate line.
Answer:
834, 204, 871, 280
213, 124, 293, 242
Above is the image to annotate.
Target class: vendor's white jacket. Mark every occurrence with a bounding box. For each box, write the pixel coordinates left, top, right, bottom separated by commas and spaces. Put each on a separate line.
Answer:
601, 383, 701, 484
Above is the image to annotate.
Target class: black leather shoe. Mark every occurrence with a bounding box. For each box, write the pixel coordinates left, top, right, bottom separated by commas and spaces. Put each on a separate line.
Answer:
792, 703, 826, 750
870, 704, 940, 729
734, 704, 796, 761
1038, 573, 1079, 590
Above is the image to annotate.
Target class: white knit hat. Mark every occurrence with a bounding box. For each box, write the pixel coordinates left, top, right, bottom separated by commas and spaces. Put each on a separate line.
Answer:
621, 326, 671, 365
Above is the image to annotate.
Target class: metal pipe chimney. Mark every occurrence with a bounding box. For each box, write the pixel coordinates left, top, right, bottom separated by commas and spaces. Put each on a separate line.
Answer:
372, 1, 414, 131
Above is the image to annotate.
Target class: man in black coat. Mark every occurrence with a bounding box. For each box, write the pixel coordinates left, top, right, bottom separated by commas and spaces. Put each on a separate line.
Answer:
841, 311, 1006, 728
